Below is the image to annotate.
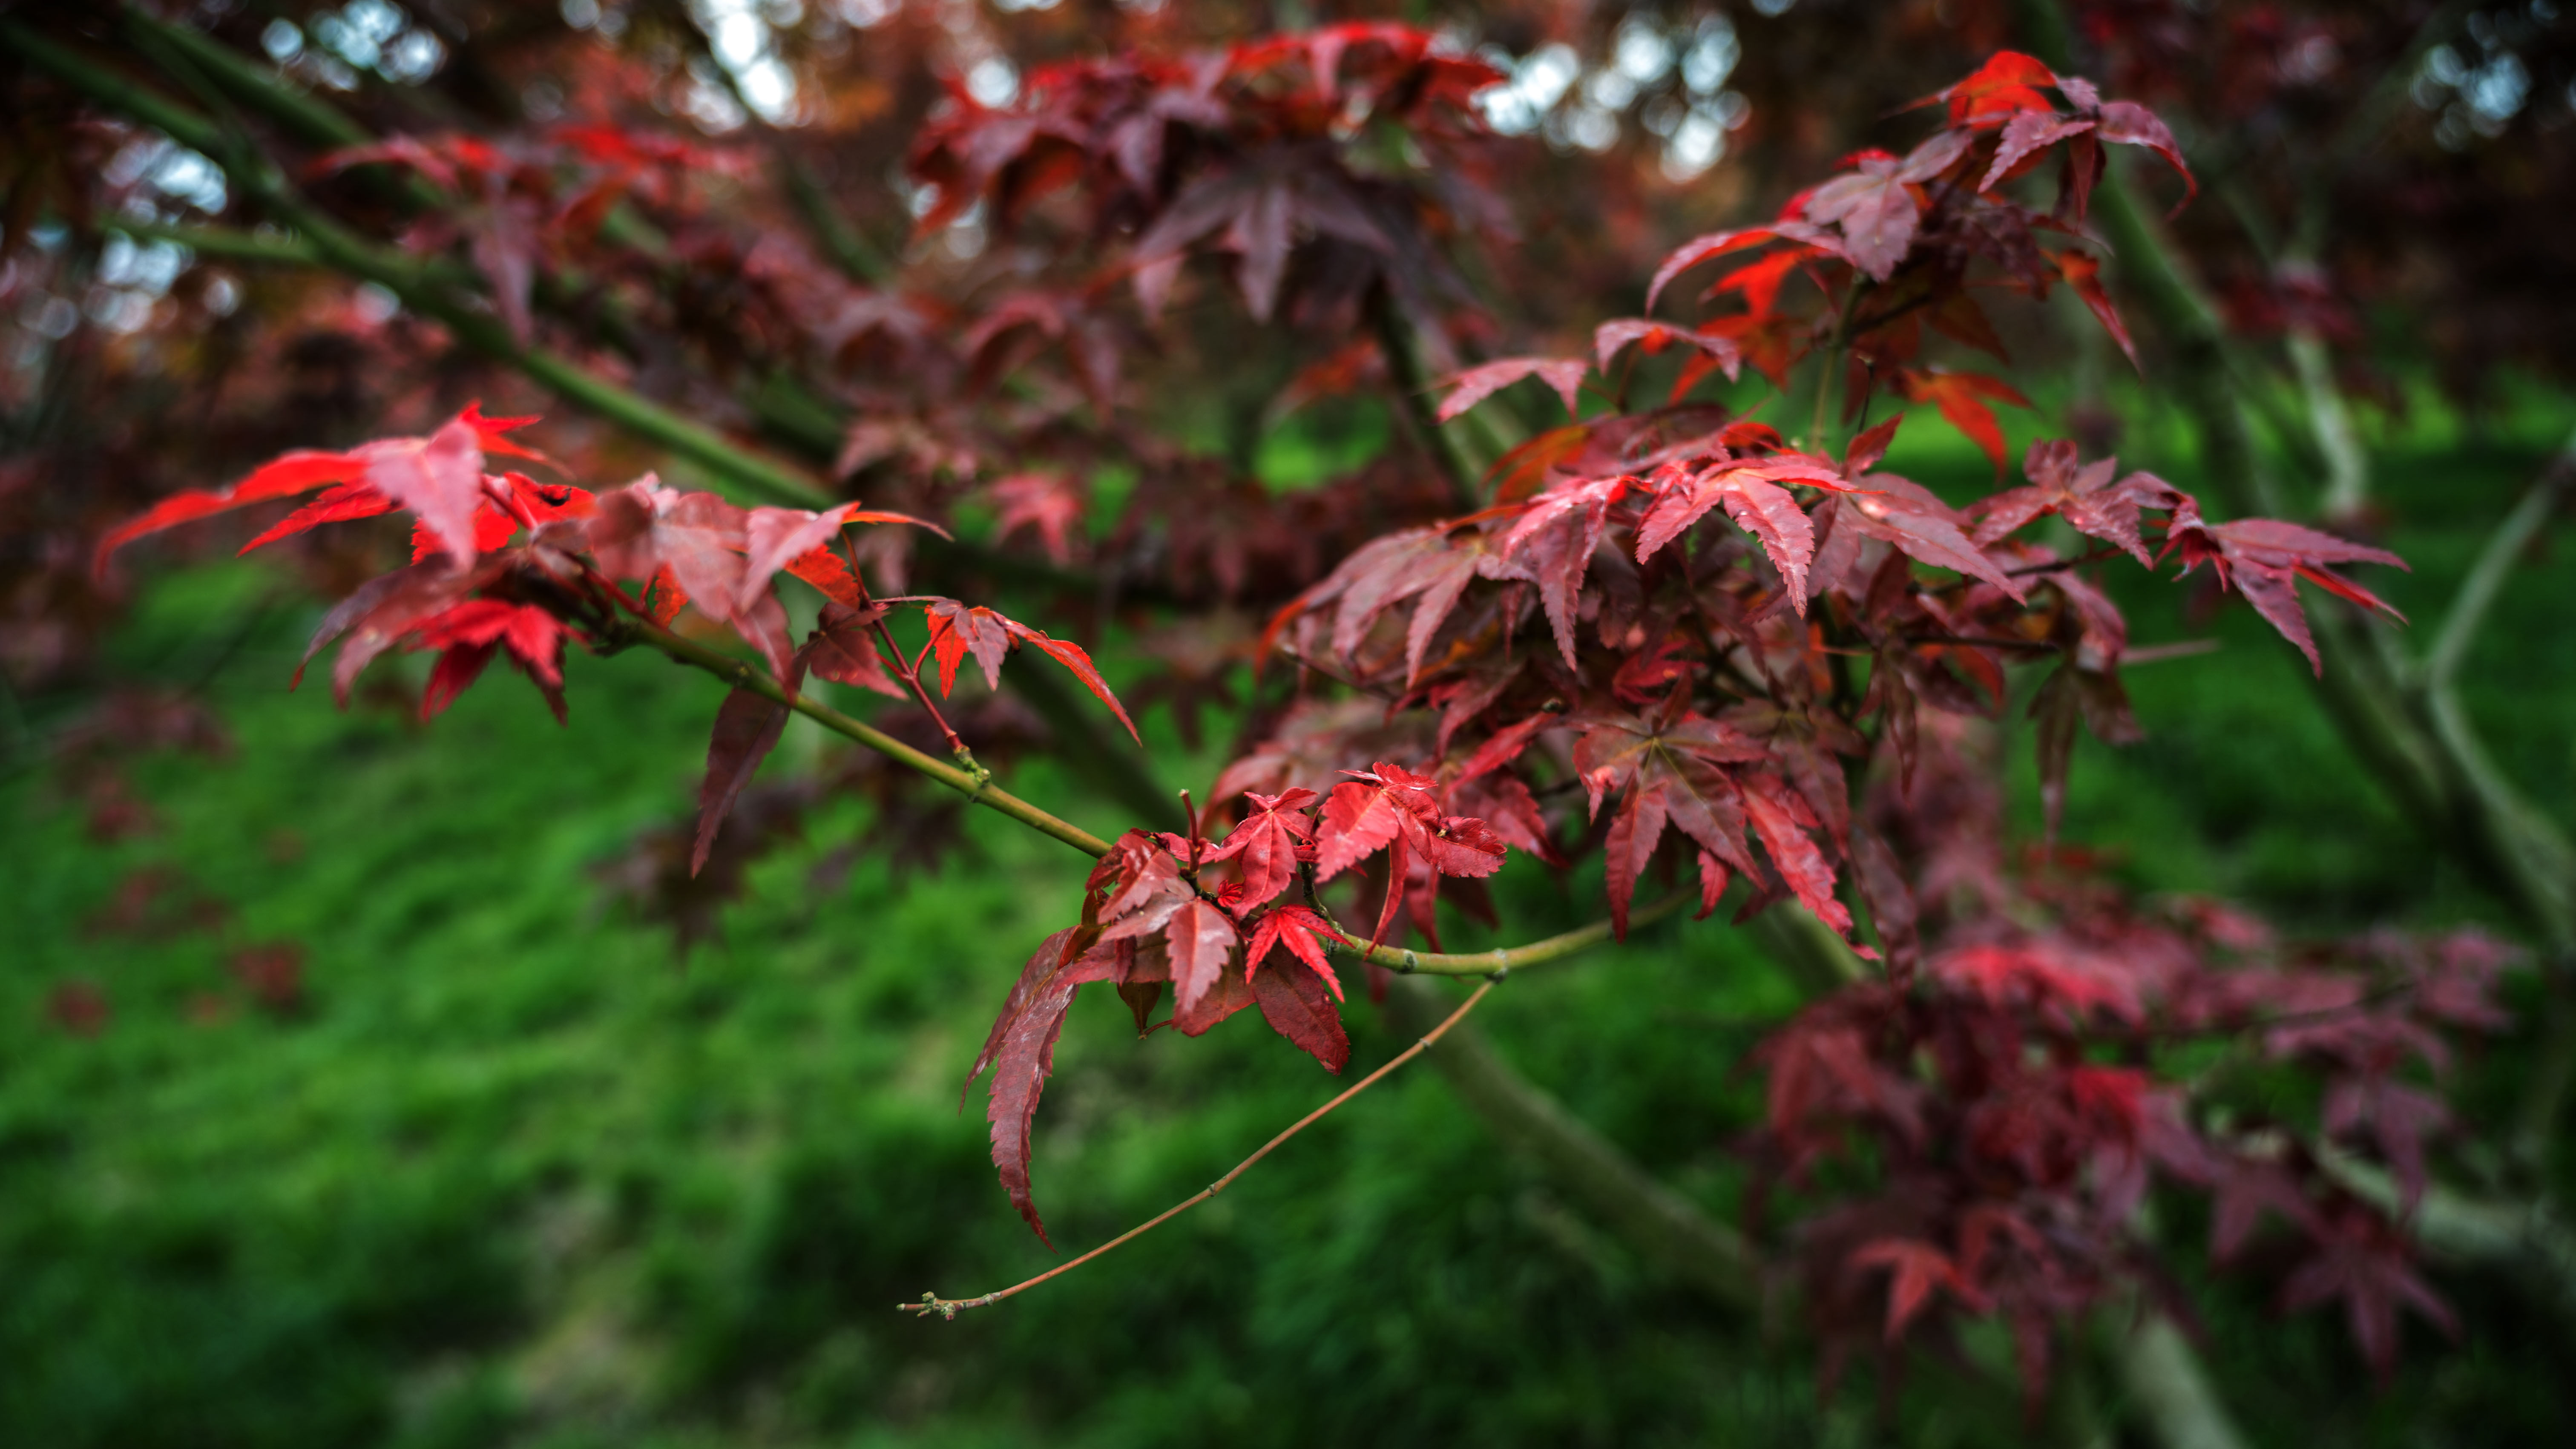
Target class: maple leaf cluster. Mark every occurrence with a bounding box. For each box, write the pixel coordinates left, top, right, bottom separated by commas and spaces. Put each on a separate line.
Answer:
91, 406, 1136, 883
1749, 723, 2508, 1397
312, 126, 742, 349
971, 759, 1513, 1242
907, 22, 1501, 329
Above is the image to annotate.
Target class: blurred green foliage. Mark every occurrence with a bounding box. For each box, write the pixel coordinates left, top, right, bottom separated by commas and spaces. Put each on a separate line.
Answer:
4, 394, 2572, 1448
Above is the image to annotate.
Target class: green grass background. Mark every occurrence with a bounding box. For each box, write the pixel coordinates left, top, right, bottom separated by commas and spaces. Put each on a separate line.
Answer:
4, 390, 2572, 1447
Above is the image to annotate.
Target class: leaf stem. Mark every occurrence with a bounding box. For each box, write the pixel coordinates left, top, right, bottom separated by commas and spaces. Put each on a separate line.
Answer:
900, 978, 1497, 1319
845, 545, 977, 766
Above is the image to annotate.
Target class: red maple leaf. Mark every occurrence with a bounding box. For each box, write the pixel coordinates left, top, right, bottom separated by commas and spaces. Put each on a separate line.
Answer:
1850, 1238, 1987, 1340
2160, 505, 2408, 674
963, 929, 1128, 1246
410, 598, 570, 724
1569, 704, 1767, 935
921, 600, 1139, 741
1895, 370, 2033, 479
1312, 761, 1507, 949
1206, 787, 1318, 915
2281, 1206, 2459, 1380
96, 405, 537, 575
1435, 356, 1592, 423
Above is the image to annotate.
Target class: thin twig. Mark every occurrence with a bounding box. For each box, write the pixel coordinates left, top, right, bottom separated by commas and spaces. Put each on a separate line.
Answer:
842, 539, 979, 768
900, 978, 1499, 1319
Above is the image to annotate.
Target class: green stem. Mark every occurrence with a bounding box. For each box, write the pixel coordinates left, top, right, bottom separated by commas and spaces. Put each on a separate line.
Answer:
122, 9, 371, 148
1324, 891, 1692, 978
101, 216, 318, 268
782, 158, 897, 285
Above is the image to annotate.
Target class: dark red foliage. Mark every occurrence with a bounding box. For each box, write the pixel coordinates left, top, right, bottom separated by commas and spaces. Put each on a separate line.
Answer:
227, 942, 309, 1017
1744, 719, 2508, 1400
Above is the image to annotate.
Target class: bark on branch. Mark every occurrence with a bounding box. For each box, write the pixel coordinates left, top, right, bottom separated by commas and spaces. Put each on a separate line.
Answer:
1379, 977, 1762, 1311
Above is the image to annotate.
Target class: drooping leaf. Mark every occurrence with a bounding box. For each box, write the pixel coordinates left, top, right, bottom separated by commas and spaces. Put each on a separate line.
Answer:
800, 602, 908, 699
1250, 946, 1349, 1072
1570, 708, 1764, 931
409, 598, 569, 723
1002, 620, 1141, 742
1244, 903, 1341, 1000
2054, 250, 2137, 368
1851, 1239, 1984, 1340
2095, 100, 2196, 204
2029, 664, 2080, 846
1500, 475, 1628, 670
1897, 370, 2032, 477
692, 651, 807, 876
1742, 773, 1853, 936
1603, 782, 1670, 940
2280, 1208, 2459, 1380
2162, 510, 2408, 674
916, 599, 1140, 741
967, 931, 1124, 1247
1848, 830, 1919, 986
